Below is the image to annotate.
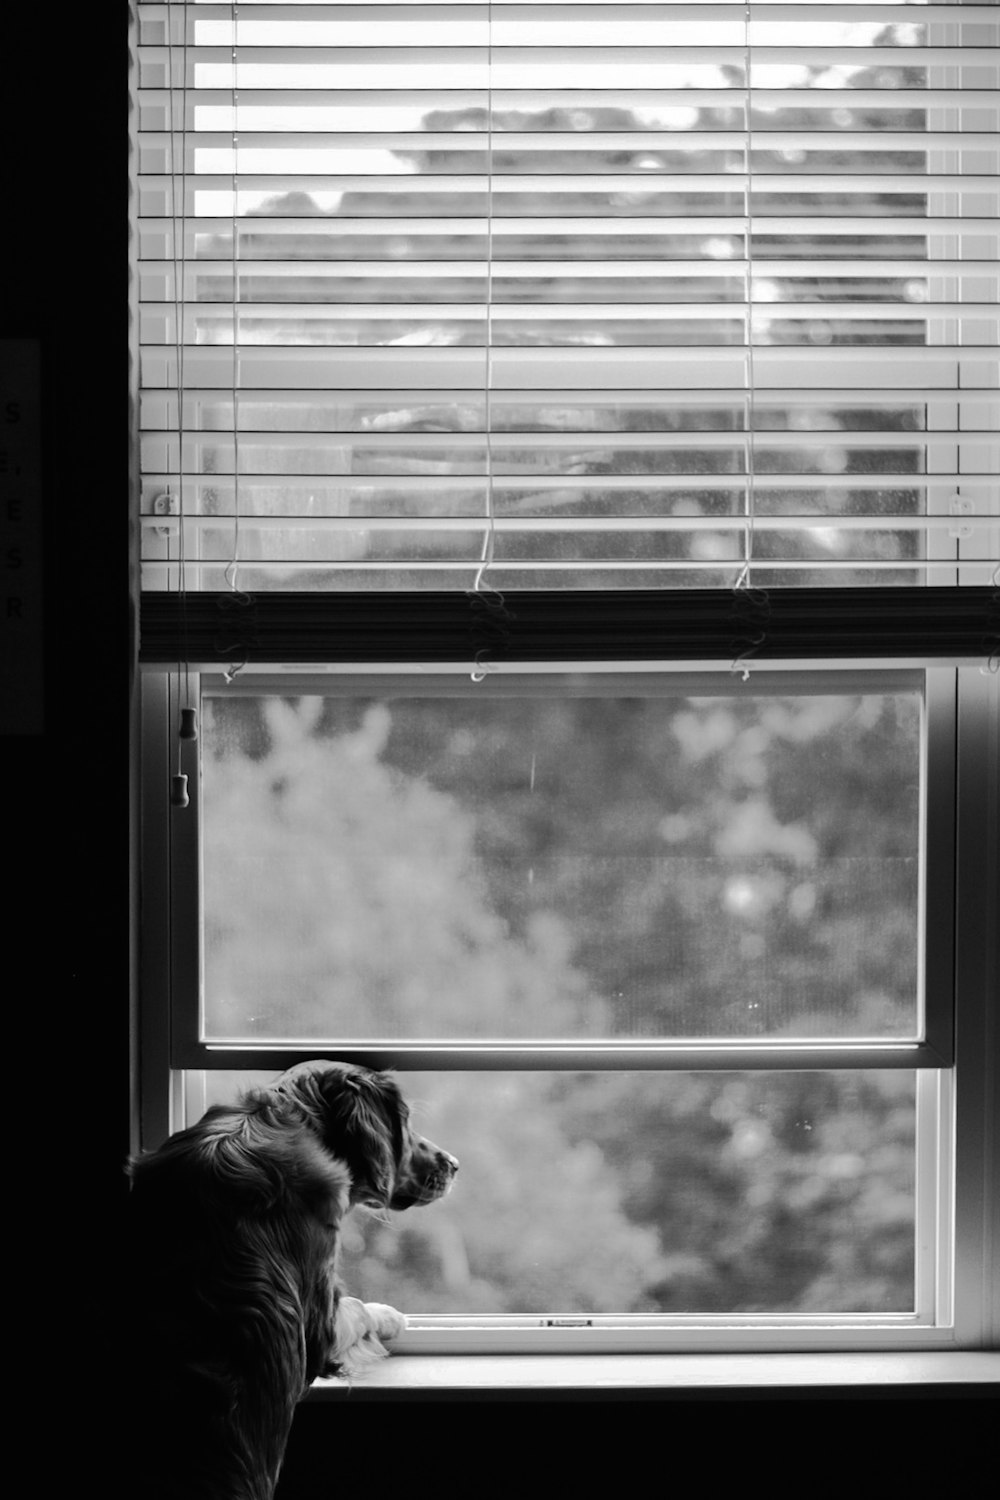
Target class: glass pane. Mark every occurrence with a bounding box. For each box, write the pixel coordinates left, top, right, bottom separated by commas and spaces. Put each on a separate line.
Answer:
197, 1068, 917, 1316
200, 683, 921, 1041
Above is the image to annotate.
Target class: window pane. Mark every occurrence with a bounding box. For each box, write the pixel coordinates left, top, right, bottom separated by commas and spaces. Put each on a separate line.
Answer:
200, 684, 921, 1041
197, 1068, 917, 1316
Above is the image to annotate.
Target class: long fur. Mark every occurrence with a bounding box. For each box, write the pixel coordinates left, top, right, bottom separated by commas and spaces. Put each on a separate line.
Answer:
125, 1062, 457, 1500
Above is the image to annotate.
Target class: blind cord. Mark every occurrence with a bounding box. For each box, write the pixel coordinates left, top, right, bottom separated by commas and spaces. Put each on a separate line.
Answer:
737, 0, 757, 596
170, 0, 195, 806
222, 0, 252, 684
226, 0, 241, 597
475, 0, 496, 597
731, 2, 769, 682
469, 0, 513, 682
225, 0, 242, 601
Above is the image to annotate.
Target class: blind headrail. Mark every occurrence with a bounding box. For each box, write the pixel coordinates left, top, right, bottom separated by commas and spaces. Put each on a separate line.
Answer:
139, 585, 1000, 664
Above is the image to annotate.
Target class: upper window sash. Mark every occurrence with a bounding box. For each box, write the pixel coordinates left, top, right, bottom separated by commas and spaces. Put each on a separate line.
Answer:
142, 663, 956, 1072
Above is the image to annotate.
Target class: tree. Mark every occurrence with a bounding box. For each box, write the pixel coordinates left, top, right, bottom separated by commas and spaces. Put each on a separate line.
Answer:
202, 694, 600, 1039
202, 693, 668, 1313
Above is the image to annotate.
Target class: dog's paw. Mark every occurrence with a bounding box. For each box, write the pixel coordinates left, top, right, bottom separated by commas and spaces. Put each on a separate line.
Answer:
363, 1302, 407, 1342
326, 1297, 407, 1379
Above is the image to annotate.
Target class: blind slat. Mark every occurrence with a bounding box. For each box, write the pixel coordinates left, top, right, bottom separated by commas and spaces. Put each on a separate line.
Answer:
141, 131, 1000, 151
141, 172, 1000, 193
141, 474, 999, 494
139, 345, 1000, 387
140, 430, 1000, 450
141, 514, 996, 532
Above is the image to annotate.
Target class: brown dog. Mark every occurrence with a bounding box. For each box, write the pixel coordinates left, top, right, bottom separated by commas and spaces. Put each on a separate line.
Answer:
126, 1062, 458, 1499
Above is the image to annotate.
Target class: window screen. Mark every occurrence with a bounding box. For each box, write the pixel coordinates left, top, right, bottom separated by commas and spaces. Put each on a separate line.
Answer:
199, 678, 924, 1043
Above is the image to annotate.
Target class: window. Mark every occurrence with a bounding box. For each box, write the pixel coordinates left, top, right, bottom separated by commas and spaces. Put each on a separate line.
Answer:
138, 661, 997, 1352
131, 1, 999, 1365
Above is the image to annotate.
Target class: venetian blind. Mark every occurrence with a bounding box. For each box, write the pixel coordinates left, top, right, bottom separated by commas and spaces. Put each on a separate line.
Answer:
136, 0, 999, 599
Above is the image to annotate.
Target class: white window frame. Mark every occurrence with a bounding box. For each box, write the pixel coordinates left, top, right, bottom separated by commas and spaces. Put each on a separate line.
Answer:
136, 659, 998, 1360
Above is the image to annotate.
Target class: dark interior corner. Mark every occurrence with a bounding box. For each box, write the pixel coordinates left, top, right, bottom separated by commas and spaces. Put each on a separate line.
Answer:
1, 12, 128, 1279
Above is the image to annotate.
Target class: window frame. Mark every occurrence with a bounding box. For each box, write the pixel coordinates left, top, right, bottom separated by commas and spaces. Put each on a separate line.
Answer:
129, 0, 999, 1373
137, 657, 998, 1355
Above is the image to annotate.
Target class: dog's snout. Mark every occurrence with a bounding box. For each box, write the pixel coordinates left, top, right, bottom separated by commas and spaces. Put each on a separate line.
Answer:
440, 1150, 459, 1175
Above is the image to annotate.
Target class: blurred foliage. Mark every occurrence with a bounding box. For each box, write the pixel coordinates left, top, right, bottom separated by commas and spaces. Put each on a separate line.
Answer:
202, 696, 596, 1038
201, 684, 921, 1314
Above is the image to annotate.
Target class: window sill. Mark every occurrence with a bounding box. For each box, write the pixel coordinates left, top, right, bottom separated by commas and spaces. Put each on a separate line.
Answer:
307, 1350, 1000, 1401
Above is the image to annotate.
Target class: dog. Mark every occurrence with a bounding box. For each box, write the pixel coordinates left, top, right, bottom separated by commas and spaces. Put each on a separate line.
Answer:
124, 1061, 458, 1499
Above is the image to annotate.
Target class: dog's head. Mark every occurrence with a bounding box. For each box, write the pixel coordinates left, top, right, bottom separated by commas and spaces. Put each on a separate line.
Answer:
274, 1061, 458, 1211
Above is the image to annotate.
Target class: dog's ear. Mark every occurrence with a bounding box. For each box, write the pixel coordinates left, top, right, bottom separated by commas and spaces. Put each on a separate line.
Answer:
313, 1068, 400, 1206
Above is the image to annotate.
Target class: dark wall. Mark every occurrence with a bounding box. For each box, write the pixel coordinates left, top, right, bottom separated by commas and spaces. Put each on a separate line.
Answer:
273, 1392, 993, 1492
1, 8, 130, 1314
